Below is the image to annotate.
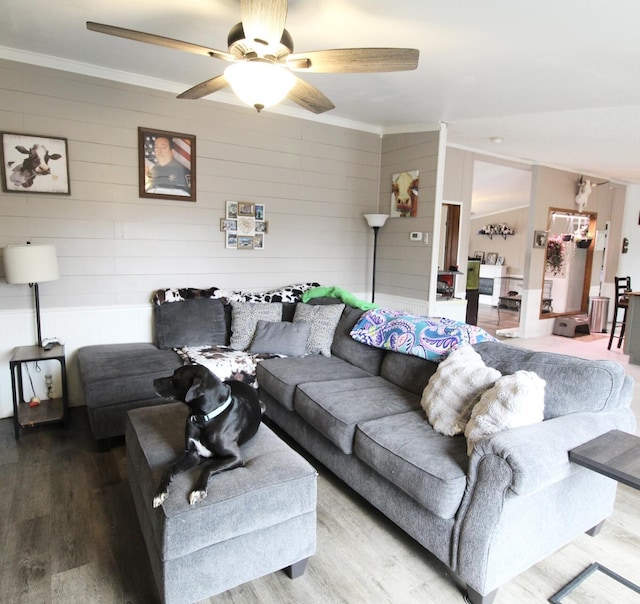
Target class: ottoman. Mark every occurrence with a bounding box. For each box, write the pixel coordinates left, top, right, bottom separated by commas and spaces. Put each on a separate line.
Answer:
126, 403, 318, 604
77, 343, 182, 447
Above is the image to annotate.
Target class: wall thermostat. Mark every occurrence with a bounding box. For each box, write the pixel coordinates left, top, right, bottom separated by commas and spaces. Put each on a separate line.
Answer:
410, 232, 422, 241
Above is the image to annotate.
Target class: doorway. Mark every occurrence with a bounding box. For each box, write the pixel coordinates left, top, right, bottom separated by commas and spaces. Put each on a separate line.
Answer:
469, 160, 532, 335
441, 203, 461, 271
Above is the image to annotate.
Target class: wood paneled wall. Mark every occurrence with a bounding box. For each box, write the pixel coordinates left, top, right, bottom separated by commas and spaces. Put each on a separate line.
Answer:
0, 60, 382, 310
0, 59, 383, 415
376, 130, 441, 303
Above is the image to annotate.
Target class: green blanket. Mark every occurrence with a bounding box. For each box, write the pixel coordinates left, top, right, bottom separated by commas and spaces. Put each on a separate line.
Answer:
302, 286, 378, 311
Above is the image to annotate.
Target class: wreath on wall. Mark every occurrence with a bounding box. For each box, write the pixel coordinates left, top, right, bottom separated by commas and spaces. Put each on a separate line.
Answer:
545, 236, 565, 275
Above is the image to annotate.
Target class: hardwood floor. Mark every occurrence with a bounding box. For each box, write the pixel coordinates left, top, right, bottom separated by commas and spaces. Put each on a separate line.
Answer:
1, 331, 639, 603
477, 303, 520, 337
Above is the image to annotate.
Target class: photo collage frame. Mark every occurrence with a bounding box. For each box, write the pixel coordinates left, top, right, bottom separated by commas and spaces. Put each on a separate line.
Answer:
221, 201, 268, 249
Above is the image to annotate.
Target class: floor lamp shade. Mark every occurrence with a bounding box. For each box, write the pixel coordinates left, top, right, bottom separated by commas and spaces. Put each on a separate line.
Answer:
3, 244, 59, 284
364, 214, 389, 228
3, 243, 59, 347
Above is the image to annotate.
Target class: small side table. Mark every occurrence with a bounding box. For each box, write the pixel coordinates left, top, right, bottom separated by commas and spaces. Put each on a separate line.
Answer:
549, 430, 640, 602
9, 344, 69, 440
497, 295, 521, 325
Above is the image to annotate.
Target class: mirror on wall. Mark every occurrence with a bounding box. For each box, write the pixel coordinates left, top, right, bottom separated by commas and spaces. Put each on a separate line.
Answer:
540, 207, 597, 318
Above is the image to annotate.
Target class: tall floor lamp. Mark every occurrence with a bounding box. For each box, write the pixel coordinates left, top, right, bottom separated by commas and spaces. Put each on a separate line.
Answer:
364, 214, 389, 303
2, 243, 59, 347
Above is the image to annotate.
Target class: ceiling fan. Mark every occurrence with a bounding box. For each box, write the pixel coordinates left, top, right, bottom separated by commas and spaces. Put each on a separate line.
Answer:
87, 0, 419, 114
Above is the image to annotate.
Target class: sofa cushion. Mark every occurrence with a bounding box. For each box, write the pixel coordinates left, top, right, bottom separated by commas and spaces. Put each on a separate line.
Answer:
293, 303, 345, 356
473, 341, 627, 418
331, 305, 385, 375
256, 356, 373, 411
354, 410, 469, 519
230, 302, 283, 350
380, 351, 438, 395
248, 320, 310, 357
77, 343, 182, 407
154, 298, 229, 349
294, 377, 421, 454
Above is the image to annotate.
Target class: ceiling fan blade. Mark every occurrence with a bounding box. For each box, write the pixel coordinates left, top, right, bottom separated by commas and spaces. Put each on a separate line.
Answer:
86, 22, 235, 63
288, 48, 419, 73
287, 77, 335, 114
178, 74, 229, 100
240, 0, 287, 48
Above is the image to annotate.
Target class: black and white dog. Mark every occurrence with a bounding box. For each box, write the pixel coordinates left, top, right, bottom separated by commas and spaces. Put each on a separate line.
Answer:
152, 364, 265, 507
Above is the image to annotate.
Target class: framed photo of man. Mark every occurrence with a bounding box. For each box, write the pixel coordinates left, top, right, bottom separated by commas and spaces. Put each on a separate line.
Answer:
138, 128, 196, 201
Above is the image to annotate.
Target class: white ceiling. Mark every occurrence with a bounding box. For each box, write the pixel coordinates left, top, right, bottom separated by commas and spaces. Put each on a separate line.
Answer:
471, 161, 532, 218
2, 0, 640, 187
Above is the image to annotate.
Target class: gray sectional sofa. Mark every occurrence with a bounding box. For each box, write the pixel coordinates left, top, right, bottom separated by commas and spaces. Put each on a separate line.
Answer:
77, 287, 636, 603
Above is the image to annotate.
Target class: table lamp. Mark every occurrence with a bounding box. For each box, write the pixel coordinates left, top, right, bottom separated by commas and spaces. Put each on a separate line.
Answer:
2, 242, 59, 347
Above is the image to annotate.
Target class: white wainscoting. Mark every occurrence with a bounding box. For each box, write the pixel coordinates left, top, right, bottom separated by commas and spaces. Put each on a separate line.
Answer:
0, 305, 153, 419
0, 294, 468, 420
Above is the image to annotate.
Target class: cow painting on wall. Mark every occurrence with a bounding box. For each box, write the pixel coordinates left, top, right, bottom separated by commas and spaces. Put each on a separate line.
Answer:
1, 132, 70, 194
391, 170, 419, 217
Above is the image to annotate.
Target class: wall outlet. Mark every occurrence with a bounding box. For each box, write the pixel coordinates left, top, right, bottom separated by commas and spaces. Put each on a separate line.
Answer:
410, 231, 422, 241
423, 232, 430, 245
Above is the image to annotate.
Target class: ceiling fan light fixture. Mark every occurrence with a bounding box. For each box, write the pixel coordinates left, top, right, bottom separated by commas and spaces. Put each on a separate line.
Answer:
225, 59, 295, 112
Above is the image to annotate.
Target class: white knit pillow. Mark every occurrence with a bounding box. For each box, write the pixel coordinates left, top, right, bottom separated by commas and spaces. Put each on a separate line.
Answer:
421, 344, 501, 436
465, 370, 546, 455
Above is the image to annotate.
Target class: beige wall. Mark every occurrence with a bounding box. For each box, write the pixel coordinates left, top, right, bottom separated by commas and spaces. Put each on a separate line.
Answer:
0, 59, 382, 415
0, 59, 382, 310
376, 129, 441, 305
443, 148, 628, 336
469, 206, 529, 276
518, 165, 627, 336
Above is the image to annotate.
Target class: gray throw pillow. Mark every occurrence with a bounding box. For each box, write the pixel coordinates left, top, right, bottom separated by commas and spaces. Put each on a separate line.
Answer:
230, 301, 283, 350
293, 303, 345, 356
249, 320, 311, 357
154, 298, 228, 349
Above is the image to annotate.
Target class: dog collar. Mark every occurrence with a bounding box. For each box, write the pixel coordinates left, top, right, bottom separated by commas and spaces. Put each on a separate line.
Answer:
190, 394, 232, 424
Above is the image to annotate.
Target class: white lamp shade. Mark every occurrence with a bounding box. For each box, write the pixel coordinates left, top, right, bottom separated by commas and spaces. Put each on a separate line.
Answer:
364, 214, 389, 228
225, 60, 295, 110
2, 244, 59, 284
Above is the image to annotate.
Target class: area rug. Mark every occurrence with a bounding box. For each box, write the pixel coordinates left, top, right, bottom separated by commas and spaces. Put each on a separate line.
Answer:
573, 333, 608, 343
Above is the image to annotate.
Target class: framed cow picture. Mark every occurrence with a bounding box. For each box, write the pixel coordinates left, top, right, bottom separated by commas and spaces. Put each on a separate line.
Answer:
138, 127, 196, 202
390, 169, 419, 217
1, 132, 70, 194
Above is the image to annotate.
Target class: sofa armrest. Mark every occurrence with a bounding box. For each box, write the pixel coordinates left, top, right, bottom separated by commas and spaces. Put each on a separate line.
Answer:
453, 408, 635, 596
469, 408, 636, 497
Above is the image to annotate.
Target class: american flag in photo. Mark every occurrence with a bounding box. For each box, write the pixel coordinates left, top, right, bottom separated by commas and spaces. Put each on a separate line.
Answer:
144, 135, 191, 168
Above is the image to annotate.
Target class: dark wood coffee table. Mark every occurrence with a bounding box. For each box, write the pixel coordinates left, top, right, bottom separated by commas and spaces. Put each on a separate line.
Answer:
549, 430, 640, 602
